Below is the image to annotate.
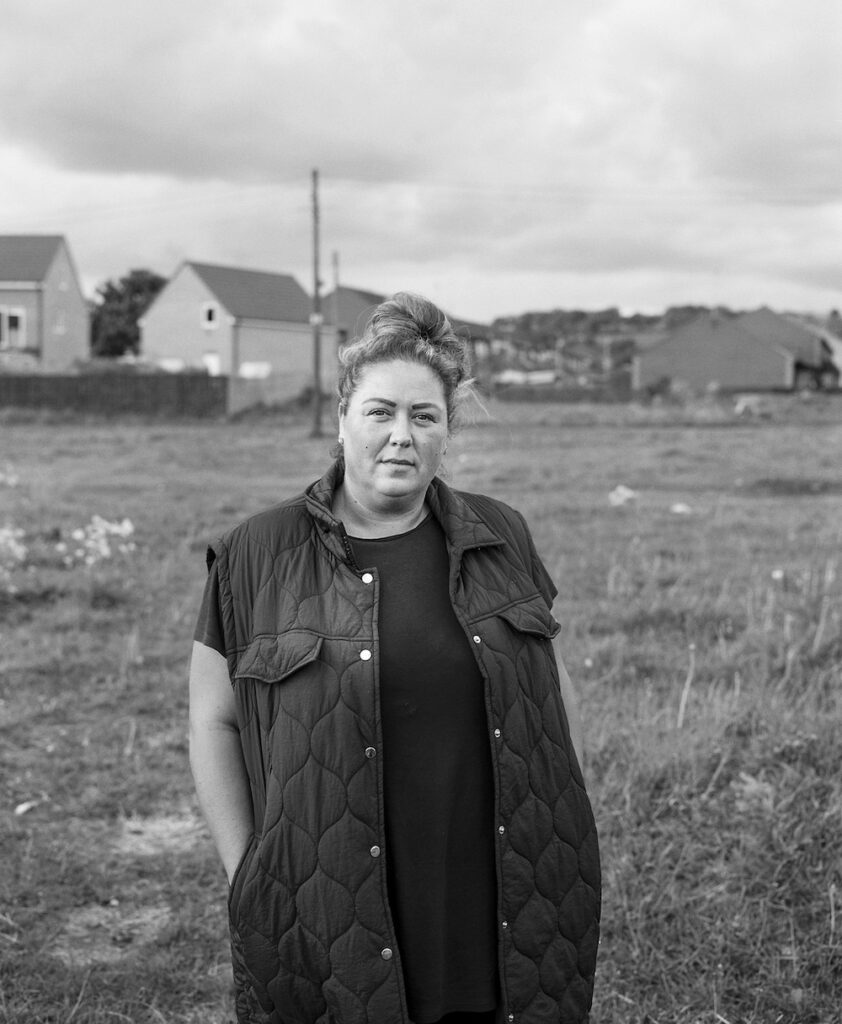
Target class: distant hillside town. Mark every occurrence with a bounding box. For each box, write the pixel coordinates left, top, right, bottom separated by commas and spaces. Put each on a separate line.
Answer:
1, 234, 840, 405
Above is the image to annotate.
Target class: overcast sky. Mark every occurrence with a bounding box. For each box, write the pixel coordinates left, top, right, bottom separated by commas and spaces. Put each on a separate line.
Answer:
2, 0, 840, 322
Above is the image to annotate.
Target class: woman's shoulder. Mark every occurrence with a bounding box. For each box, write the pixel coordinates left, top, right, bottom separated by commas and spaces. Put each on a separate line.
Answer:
212, 490, 311, 560
444, 482, 531, 537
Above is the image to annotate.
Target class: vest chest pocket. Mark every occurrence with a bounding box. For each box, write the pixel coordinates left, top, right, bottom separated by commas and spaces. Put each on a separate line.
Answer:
233, 631, 324, 685
496, 597, 561, 639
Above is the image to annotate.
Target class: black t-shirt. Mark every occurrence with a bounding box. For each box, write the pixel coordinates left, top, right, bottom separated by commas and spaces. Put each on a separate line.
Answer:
194, 514, 498, 1022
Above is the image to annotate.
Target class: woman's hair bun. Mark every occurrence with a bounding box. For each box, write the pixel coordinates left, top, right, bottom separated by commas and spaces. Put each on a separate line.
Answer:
366, 292, 470, 379
336, 292, 475, 425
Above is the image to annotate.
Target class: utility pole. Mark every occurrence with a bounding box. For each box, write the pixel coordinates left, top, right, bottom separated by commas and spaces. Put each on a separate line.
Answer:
309, 168, 323, 438
332, 250, 341, 364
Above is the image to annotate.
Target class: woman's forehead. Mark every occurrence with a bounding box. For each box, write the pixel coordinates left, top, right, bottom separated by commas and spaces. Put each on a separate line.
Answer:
351, 359, 445, 403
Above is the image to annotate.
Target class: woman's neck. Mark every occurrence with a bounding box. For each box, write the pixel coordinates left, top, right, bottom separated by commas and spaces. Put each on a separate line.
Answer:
333, 483, 428, 539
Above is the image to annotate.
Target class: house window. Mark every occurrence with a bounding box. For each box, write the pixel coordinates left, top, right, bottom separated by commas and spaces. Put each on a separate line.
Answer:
0, 308, 27, 350
202, 302, 219, 329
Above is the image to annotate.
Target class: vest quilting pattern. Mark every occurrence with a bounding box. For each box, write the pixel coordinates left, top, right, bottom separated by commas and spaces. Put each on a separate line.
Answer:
210, 462, 600, 1024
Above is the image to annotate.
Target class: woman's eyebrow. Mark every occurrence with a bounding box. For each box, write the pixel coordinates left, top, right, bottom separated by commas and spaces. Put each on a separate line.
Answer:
361, 397, 443, 410
361, 396, 397, 407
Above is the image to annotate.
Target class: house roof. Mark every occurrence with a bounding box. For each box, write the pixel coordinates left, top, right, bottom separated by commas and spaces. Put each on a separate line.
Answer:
737, 308, 824, 366
0, 235, 64, 282
331, 285, 385, 310
641, 311, 794, 366
188, 261, 312, 323
323, 285, 386, 335
323, 284, 490, 342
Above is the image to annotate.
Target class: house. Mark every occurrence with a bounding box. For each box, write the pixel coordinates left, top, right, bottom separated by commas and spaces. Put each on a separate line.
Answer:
738, 308, 838, 389
0, 235, 90, 370
139, 261, 337, 397
632, 307, 839, 393
324, 285, 386, 348
323, 284, 491, 360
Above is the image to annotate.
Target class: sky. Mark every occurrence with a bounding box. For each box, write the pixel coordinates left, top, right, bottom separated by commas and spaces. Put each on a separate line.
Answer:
1, 0, 841, 323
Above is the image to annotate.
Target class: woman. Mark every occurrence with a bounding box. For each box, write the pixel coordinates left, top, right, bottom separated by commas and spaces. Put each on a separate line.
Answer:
189, 293, 600, 1024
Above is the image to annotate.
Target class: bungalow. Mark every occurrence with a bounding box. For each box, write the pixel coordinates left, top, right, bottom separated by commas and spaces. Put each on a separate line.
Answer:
0, 235, 89, 370
632, 307, 839, 393
140, 261, 336, 394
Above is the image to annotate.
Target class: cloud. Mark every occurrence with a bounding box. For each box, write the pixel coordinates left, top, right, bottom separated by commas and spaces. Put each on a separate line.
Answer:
0, 0, 582, 183
1, 0, 840, 317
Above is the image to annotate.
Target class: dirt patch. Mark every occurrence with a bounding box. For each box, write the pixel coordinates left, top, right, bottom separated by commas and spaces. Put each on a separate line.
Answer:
115, 812, 208, 856
51, 903, 173, 967
49, 813, 210, 968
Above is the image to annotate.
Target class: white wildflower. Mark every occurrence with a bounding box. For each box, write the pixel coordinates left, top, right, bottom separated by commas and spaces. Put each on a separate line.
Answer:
0, 525, 27, 566
60, 516, 138, 568
608, 485, 637, 507
0, 464, 20, 488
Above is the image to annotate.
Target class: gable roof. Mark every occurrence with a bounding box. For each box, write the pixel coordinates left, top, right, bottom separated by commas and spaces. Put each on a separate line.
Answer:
331, 285, 385, 309
324, 285, 386, 335
188, 261, 311, 323
737, 307, 826, 366
641, 311, 794, 365
0, 235, 64, 282
324, 284, 490, 342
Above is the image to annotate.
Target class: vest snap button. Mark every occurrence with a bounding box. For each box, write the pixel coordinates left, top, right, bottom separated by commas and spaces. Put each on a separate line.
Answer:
370, 845, 381, 858
365, 746, 377, 759
380, 947, 393, 961
361, 572, 373, 584
472, 635, 481, 644
493, 728, 502, 739
498, 825, 506, 835
360, 649, 372, 661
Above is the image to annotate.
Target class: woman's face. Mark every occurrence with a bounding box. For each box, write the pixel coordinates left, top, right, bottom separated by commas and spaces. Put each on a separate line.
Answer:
339, 359, 448, 511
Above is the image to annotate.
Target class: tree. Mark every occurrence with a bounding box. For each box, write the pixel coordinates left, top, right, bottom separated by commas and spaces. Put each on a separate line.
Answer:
90, 269, 166, 357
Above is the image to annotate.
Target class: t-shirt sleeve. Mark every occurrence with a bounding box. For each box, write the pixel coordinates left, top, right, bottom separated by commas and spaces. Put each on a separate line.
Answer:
193, 558, 227, 656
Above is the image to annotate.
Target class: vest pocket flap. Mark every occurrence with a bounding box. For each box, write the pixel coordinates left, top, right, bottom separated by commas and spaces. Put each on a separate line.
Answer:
234, 632, 323, 684
498, 599, 561, 639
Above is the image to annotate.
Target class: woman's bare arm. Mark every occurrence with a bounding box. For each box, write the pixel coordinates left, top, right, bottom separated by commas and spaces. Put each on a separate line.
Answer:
551, 629, 586, 780
188, 641, 254, 882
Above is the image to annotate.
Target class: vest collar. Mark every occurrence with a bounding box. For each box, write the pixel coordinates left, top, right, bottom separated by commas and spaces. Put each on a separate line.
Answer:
304, 460, 503, 560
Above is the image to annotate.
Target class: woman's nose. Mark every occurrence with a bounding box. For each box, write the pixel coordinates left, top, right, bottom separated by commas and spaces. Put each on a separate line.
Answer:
389, 416, 412, 446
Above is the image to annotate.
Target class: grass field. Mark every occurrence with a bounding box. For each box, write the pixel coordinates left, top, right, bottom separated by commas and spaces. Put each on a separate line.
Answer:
1, 395, 841, 1023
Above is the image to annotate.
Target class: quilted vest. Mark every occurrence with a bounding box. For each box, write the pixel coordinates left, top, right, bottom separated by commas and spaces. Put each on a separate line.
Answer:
211, 461, 600, 1024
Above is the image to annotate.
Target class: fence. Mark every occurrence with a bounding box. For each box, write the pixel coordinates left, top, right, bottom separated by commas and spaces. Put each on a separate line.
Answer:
0, 373, 229, 418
